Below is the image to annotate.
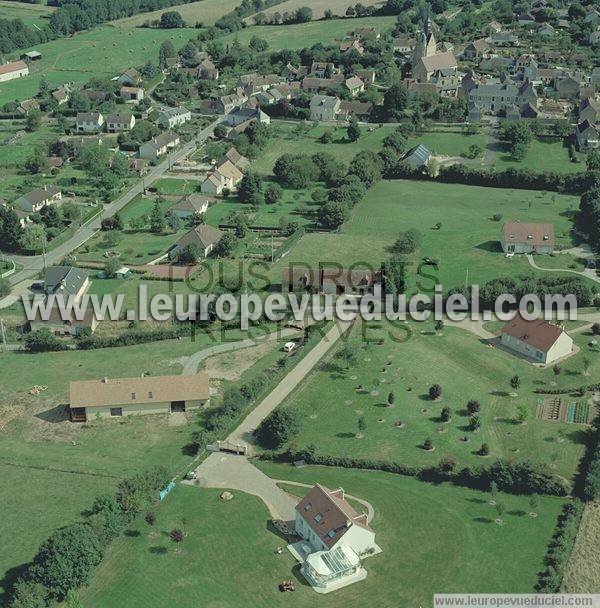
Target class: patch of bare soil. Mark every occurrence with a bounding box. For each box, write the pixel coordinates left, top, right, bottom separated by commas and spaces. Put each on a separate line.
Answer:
561, 501, 600, 593
0, 390, 80, 443
200, 341, 278, 381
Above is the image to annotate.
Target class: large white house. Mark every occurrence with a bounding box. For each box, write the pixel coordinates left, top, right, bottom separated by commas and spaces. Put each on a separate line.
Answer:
500, 313, 574, 365
14, 186, 62, 213
292, 484, 380, 593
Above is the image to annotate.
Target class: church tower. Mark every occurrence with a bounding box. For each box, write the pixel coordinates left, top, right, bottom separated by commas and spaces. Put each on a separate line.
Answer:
411, 13, 437, 69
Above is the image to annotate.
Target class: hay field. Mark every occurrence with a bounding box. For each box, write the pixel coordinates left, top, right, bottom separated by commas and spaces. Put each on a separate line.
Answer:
111, 0, 242, 27
246, 0, 385, 22
561, 502, 600, 593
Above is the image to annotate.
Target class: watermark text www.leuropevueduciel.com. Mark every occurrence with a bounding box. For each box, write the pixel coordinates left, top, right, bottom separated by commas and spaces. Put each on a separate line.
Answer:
22, 283, 580, 330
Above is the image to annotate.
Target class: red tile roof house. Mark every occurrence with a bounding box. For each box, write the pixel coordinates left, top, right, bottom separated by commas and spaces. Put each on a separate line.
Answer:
500, 221, 554, 254
291, 484, 380, 593
500, 313, 574, 365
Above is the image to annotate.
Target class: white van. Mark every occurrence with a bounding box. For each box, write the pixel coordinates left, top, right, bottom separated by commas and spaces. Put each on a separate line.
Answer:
283, 342, 296, 353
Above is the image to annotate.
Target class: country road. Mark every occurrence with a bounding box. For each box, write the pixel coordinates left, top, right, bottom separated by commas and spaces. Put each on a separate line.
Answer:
186, 320, 352, 519
3, 115, 224, 288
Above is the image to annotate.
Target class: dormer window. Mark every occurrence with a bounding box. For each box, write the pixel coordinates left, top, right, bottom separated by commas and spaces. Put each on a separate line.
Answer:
527, 234, 533, 239
326, 529, 336, 538
304, 502, 312, 511
314, 513, 323, 523
543, 234, 548, 240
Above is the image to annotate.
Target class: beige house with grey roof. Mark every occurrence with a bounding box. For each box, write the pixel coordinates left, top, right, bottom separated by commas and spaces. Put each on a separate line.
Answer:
69, 373, 210, 421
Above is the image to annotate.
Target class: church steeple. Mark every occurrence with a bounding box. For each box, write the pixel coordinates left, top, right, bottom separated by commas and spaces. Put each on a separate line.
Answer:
411, 10, 437, 69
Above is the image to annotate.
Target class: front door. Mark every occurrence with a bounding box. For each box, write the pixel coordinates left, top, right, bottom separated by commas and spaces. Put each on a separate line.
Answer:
171, 401, 186, 413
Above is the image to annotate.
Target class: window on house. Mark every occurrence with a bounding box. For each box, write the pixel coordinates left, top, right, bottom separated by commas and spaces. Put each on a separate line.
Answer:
110, 407, 123, 417
148, 391, 153, 399
131, 392, 136, 400
326, 529, 336, 538
314, 513, 323, 523
304, 502, 312, 511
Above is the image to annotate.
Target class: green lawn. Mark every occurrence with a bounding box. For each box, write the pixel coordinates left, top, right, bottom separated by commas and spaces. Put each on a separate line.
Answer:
80, 464, 567, 607
220, 15, 397, 49
75, 225, 185, 264
152, 177, 199, 196
406, 129, 487, 158
0, 25, 201, 105
263, 319, 592, 482
491, 137, 584, 174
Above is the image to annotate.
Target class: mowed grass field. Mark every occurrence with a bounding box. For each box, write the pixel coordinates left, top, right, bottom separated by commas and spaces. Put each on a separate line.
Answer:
270, 179, 581, 289
80, 464, 567, 607
0, 0, 55, 27
221, 15, 397, 49
267, 319, 594, 481
0, 25, 200, 105
112, 0, 242, 27
245, 0, 385, 22
345, 179, 580, 289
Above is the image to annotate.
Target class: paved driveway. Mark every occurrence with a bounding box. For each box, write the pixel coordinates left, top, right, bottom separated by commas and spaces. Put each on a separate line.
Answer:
185, 452, 298, 520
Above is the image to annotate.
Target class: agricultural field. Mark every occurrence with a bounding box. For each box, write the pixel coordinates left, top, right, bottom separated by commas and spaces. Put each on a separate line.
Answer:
220, 15, 397, 49
112, 0, 242, 27
244, 0, 385, 22
79, 464, 567, 607
264, 319, 595, 482
0, 0, 55, 28
0, 25, 200, 105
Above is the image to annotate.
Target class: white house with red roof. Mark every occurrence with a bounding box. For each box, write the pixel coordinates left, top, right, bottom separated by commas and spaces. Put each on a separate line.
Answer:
291, 484, 380, 593
500, 313, 574, 364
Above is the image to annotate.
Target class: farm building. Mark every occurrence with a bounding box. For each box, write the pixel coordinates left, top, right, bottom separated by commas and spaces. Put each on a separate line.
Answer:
500, 222, 554, 254
20, 51, 42, 62
500, 313, 573, 364
0, 60, 29, 83
69, 373, 210, 421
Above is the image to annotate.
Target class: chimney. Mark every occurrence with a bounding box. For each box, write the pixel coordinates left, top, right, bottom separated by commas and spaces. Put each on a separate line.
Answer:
102, 377, 108, 383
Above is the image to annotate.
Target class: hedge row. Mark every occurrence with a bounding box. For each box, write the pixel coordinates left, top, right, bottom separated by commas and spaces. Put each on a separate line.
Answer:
8, 466, 170, 607
263, 447, 570, 496
387, 162, 598, 195
535, 500, 584, 592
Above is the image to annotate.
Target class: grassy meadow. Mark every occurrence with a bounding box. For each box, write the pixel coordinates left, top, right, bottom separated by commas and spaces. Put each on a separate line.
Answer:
220, 15, 397, 49
0, 25, 200, 105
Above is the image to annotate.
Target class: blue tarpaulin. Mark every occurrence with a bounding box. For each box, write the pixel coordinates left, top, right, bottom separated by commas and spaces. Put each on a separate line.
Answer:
159, 481, 175, 501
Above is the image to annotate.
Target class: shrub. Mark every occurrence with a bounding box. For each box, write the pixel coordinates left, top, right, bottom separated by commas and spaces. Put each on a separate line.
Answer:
25, 328, 69, 352
29, 524, 103, 600
255, 408, 302, 448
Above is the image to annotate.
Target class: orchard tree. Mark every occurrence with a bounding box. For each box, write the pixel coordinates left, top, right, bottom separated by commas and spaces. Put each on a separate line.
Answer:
510, 375, 521, 391
428, 384, 442, 400
467, 399, 480, 415
150, 200, 166, 234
